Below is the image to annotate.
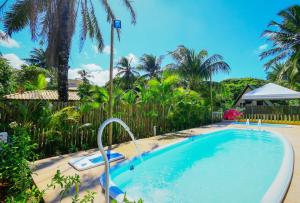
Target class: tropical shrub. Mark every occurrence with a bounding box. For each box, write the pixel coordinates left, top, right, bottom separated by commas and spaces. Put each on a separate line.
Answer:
0, 123, 97, 202
48, 170, 96, 203
0, 57, 16, 96
223, 109, 243, 120
16, 65, 48, 91
112, 193, 143, 203
43, 106, 82, 155
0, 124, 38, 202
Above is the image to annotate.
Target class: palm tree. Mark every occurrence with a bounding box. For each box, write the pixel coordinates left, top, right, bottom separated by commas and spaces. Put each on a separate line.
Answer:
260, 5, 300, 83
78, 70, 92, 84
116, 57, 140, 90
266, 63, 289, 82
3, 0, 136, 101
201, 54, 230, 121
169, 46, 209, 89
24, 48, 47, 68
170, 46, 230, 121
138, 54, 163, 79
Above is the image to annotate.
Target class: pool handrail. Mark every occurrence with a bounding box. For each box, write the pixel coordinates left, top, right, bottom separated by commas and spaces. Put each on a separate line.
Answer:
97, 118, 141, 203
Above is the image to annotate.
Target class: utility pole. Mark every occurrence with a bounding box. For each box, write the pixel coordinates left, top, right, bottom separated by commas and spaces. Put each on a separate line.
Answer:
108, 19, 121, 148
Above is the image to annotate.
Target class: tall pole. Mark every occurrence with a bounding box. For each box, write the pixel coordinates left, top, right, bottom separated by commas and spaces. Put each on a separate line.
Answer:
210, 73, 213, 123
108, 22, 114, 148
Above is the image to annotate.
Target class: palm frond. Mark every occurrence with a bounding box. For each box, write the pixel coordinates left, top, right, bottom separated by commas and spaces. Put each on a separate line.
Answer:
202, 54, 224, 68
264, 51, 290, 69
100, 0, 115, 22
207, 61, 230, 74
259, 46, 291, 60
88, 0, 104, 51
4, 0, 32, 36
79, 0, 88, 51
120, 0, 136, 24
0, 0, 9, 19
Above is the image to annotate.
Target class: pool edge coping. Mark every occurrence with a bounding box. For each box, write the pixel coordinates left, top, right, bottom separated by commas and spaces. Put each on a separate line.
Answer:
260, 129, 294, 203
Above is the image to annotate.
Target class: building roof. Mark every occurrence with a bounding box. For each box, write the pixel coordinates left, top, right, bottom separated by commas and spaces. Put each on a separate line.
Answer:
3, 90, 80, 101
68, 79, 82, 90
242, 83, 300, 100
233, 85, 256, 106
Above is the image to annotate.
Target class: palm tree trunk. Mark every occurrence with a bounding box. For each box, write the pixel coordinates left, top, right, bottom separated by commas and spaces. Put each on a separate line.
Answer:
210, 73, 213, 123
56, 1, 75, 101
57, 53, 69, 101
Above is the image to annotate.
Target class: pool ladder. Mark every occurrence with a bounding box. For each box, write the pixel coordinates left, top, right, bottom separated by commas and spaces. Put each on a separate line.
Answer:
246, 119, 250, 126
97, 118, 142, 203
258, 119, 262, 130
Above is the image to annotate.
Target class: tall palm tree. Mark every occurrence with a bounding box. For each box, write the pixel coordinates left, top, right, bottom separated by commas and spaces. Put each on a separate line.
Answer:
169, 46, 209, 89
3, 0, 136, 101
116, 57, 140, 90
170, 46, 230, 121
138, 54, 163, 79
24, 48, 47, 68
201, 54, 230, 121
260, 5, 300, 83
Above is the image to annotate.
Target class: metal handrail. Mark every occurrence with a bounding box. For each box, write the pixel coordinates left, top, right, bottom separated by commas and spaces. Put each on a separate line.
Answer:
97, 118, 141, 203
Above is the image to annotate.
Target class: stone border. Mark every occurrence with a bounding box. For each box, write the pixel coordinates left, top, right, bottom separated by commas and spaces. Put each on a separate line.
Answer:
261, 129, 294, 203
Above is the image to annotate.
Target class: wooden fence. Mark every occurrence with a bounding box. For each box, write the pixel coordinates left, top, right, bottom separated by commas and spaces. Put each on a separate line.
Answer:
0, 101, 220, 157
243, 106, 300, 121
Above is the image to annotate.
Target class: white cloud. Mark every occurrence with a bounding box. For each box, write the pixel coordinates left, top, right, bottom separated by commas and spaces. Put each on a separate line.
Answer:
103, 45, 111, 54
2, 53, 26, 69
81, 63, 102, 71
93, 45, 115, 55
126, 53, 138, 65
258, 44, 268, 51
93, 45, 99, 54
69, 63, 118, 86
0, 31, 20, 48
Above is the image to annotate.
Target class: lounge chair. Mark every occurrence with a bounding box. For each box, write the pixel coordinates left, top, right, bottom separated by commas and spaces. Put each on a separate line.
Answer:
69, 150, 124, 171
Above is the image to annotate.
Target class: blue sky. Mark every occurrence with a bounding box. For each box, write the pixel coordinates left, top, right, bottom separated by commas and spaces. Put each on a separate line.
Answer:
0, 0, 299, 85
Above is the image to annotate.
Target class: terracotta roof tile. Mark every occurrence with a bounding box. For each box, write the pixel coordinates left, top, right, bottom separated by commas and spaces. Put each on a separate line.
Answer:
3, 90, 80, 101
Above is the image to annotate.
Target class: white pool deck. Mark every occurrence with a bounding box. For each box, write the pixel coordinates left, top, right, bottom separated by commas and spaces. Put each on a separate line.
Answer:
32, 122, 300, 203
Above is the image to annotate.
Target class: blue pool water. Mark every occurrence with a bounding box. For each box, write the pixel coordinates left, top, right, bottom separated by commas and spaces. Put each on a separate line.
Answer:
110, 129, 284, 203
232, 121, 290, 128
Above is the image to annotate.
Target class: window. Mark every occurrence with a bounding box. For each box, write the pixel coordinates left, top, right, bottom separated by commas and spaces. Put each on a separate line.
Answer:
257, 101, 263, 106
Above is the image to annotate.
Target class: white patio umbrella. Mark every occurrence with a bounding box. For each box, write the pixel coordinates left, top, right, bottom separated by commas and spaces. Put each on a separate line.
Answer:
242, 83, 300, 100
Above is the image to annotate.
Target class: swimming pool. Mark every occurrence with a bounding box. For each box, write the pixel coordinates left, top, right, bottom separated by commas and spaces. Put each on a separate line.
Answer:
100, 129, 293, 203
231, 121, 291, 128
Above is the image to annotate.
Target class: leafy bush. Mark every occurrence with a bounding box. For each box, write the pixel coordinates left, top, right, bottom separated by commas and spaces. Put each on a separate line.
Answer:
0, 57, 16, 96
112, 193, 143, 203
0, 124, 38, 201
0, 125, 97, 202
48, 170, 96, 203
16, 65, 48, 91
